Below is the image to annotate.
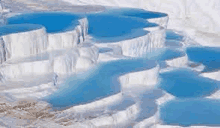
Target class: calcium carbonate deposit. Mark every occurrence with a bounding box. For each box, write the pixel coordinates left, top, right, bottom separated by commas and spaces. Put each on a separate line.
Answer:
0, 0, 219, 128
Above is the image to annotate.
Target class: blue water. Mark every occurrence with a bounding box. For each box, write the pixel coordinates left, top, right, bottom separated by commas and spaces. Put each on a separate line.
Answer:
186, 46, 220, 72
159, 68, 219, 98
44, 58, 156, 110
103, 8, 167, 19
166, 30, 184, 41
155, 49, 185, 61
146, 48, 185, 61
7, 12, 82, 33
87, 14, 157, 42
160, 99, 220, 126
0, 24, 43, 36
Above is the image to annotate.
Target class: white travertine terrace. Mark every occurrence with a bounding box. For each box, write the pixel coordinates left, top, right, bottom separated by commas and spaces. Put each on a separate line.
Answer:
2, 26, 48, 59
0, 0, 220, 127
0, 9, 170, 127
95, 25, 166, 57
119, 65, 159, 88
0, 4, 206, 127
148, 16, 169, 29
165, 54, 188, 67
89, 102, 140, 127
0, 16, 94, 80
47, 18, 88, 50
122, 27, 166, 57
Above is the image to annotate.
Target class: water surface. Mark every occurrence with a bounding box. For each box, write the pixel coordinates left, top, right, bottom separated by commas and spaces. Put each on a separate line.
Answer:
87, 14, 157, 42
186, 47, 220, 72
159, 68, 219, 98
0, 24, 43, 36
45, 58, 157, 109
146, 48, 185, 61
7, 12, 82, 33
160, 99, 220, 126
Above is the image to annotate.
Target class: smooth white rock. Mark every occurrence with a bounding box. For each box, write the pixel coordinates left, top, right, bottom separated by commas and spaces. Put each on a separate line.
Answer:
119, 65, 159, 88
2, 27, 48, 59
95, 27, 165, 57
47, 18, 89, 50
165, 54, 188, 67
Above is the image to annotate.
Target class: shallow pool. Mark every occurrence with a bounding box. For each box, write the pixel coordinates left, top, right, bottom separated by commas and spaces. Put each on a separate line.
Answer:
186, 46, 220, 72
166, 30, 184, 41
145, 48, 185, 61
7, 12, 82, 33
160, 99, 220, 126
159, 68, 219, 98
45, 58, 156, 109
0, 24, 43, 36
87, 13, 157, 42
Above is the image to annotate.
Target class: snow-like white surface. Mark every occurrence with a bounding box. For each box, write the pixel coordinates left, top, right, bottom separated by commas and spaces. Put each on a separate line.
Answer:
0, 8, 172, 127
165, 54, 188, 67
53, 43, 98, 75
0, 59, 53, 79
2, 25, 48, 59
48, 18, 88, 50
119, 65, 159, 88
0, 0, 220, 127
95, 27, 166, 57
89, 102, 139, 127
201, 71, 220, 81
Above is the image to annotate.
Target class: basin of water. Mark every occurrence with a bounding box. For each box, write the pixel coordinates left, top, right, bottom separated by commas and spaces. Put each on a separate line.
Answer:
145, 48, 185, 61
45, 57, 157, 109
160, 99, 220, 127
159, 68, 219, 98
166, 30, 184, 41
7, 12, 82, 33
186, 46, 220, 72
87, 13, 157, 42
0, 24, 43, 36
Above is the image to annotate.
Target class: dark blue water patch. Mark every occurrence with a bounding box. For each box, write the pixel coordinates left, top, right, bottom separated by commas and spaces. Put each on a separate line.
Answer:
87, 14, 157, 42
102, 8, 168, 19
0, 24, 43, 36
160, 99, 220, 127
146, 48, 185, 61
166, 30, 184, 41
44, 58, 156, 110
7, 12, 83, 33
159, 68, 219, 98
99, 47, 113, 53
186, 46, 220, 72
